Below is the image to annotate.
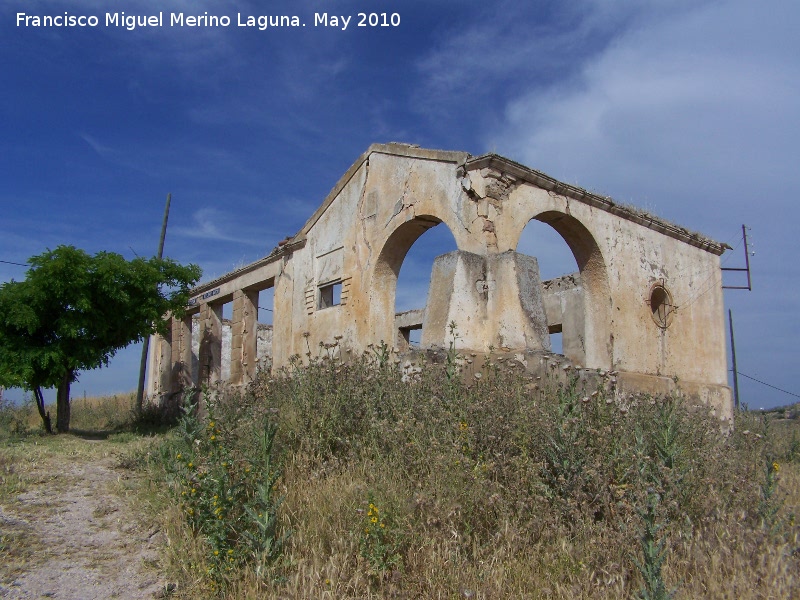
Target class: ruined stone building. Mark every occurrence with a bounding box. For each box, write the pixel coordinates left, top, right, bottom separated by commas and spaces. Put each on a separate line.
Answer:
146, 143, 733, 419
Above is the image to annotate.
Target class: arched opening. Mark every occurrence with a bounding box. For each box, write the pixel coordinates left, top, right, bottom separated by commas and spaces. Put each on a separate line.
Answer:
518, 219, 580, 355
516, 211, 610, 368
396, 223, 458, 347
372, 215, 458, 350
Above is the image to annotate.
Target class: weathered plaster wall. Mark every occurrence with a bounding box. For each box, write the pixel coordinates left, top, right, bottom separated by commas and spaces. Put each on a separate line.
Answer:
422, 250, 550, 352
146, 319, 273, 397
147, 143, 732, 420
541, 273, 585, 364
188, 318, 273, 386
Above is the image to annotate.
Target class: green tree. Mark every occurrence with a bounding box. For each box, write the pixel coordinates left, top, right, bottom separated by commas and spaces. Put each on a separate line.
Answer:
0, 246, 201, 433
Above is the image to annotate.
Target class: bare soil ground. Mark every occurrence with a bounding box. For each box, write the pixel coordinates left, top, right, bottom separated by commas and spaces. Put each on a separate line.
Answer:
0, 435, 168, 599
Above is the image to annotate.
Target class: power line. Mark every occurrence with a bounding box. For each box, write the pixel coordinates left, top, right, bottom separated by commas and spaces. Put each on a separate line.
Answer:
678, 226, 748, 311
0, 260, 28, 267
730, 369, 800, 400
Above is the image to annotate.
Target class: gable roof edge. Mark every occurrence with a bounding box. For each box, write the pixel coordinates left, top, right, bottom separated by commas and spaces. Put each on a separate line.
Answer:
294, 143, 471, 241
466, 153, 727, 256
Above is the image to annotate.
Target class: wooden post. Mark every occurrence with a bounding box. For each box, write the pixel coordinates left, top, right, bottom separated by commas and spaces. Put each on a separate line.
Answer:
729, 309, 740, 410
136, 193, 171, 417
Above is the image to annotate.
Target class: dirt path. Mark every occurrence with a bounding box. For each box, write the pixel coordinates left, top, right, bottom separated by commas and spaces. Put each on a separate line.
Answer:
0, 439, 167, 599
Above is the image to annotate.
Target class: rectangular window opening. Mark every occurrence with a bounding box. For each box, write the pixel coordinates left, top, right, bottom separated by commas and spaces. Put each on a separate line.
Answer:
549, 331, 563, 355
318, 281, 342, 309
398, 325, 422, 348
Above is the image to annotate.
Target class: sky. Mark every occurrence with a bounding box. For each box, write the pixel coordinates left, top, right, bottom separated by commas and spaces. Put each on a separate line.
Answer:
1, 0, 798, 409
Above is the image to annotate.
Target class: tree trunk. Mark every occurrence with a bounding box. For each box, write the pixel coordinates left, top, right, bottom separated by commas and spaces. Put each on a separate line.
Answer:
33, 386, 53, 434
56, 371, 72, 433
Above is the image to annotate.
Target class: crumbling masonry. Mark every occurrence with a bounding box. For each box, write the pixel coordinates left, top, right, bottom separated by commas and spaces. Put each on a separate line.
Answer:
147, 144, 733, 420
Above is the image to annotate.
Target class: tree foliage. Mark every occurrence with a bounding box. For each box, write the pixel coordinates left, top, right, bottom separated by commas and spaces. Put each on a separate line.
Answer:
0, 245, 201, 432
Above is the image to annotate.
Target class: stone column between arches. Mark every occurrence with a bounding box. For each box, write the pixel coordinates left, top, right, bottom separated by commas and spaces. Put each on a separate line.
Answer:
422, 249, 550, 352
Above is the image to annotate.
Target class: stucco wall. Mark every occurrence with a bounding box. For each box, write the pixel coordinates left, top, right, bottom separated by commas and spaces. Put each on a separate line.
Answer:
148, 143, 732, 420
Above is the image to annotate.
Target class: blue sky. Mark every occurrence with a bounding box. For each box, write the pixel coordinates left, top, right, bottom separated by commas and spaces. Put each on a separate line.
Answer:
2, 0, 798, 409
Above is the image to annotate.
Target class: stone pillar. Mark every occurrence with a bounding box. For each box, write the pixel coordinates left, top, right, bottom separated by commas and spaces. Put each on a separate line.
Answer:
422, 250, 487, 350
230, 289, 259, 385
156, 330, 172, 397
422, 250, 549, 353
171, 315, 194, 392
145, 333, 160, 398
198, 302, 223, 385
561, 286, 585, 365
541, 274, 586, 365
486, 251, 549, 352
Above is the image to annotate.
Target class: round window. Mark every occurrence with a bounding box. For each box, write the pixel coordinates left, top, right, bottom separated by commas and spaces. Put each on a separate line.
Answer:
649, 284, 675, 329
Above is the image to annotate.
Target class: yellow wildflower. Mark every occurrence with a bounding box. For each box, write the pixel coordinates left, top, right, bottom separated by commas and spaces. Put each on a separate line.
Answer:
773, 462, 780, 472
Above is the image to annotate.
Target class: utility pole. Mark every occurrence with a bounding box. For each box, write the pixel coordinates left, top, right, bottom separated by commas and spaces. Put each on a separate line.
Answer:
721, 225, 753, 411
722, 224, 753, 290
135, 193, 172, 418
729, 309, 740, 410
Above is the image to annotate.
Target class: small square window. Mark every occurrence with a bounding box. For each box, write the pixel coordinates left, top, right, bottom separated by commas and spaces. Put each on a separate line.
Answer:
318, 281, 342, 309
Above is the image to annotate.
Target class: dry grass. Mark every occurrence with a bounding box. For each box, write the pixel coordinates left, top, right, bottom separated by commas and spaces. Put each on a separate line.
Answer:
2, 390, 137, 434
142, 356, 800, 599
2, 366, 797, 598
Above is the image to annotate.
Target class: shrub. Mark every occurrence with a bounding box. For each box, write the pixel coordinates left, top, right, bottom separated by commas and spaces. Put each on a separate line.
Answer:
157, 392, 287, 591
149, 355, 799, 598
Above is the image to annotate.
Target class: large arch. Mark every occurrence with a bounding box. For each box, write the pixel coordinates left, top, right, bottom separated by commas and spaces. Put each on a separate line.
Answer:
516, 210, 612, 368
518, 218, 579, 354
370, 215, 459, 349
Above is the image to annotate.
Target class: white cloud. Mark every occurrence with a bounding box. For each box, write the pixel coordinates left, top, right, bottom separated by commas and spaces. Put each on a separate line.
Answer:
173, 207, 264, 245
490, 0, 800, 222
480, 0, 800, 408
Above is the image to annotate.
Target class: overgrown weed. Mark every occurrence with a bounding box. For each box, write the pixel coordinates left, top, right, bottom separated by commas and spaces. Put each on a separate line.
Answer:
145, 357, 799, 598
